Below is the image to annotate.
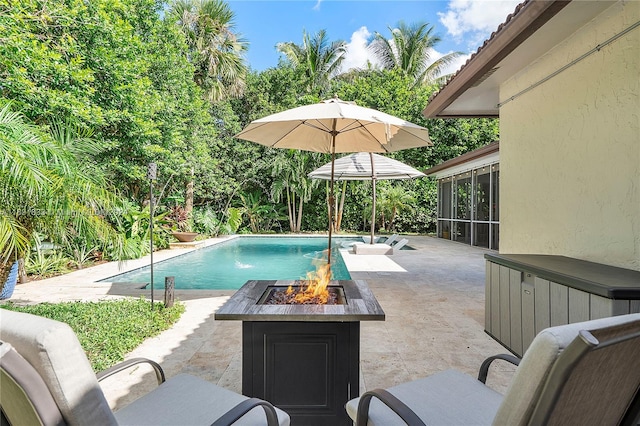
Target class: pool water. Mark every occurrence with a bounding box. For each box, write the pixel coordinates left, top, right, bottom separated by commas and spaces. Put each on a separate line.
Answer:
101, 236, 356, 290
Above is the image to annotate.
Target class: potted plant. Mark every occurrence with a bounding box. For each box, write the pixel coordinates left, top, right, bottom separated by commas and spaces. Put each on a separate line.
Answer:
0, 261, 19, 300
168, 205, 198, 242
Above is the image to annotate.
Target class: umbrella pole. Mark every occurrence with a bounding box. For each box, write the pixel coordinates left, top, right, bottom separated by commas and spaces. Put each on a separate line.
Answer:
370, 153, 376, 244
327, 135, 337, 265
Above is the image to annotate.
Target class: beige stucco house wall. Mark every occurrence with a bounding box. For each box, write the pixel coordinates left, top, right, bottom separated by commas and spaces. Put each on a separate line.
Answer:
499, 1, 639, 270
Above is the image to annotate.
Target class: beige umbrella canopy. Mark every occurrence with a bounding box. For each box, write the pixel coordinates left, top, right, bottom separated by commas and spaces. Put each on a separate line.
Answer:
308, 152, 426, 244
235, 98, 432, 263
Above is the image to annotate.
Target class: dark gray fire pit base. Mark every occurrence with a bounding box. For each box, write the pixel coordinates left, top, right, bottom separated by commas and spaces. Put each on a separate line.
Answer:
216, 280, 385, 426
243, 321, 358, 425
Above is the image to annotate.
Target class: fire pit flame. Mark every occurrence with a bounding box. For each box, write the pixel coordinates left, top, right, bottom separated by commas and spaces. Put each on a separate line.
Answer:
262, 254, 341, 305
284, 261, 332, 304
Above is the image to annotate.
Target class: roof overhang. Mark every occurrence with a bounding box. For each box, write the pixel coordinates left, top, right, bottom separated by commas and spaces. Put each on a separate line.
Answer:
423, 0, 617, 118
424, 141, 499, 178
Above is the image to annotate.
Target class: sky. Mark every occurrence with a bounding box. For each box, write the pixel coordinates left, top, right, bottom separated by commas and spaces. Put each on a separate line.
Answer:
227, 0, 522, 75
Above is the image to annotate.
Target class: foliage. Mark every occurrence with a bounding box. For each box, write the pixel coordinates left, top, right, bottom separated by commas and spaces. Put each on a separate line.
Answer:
0, 0, 218, 203
105, 202, 169, 260
237, 191, 286, 233
24, 248, 71, 278
65, 240, 99, 270
1, 3, 501, 246
0, 101, 124, 285
369, 21, 462, 86
166, 205, 192, 232
271, 150, 322, 232
0, 298, 185, 371
169, 0, 248, 101
376, 184, 417, 231
277, 29, 346, 95
192, 206, 242, 236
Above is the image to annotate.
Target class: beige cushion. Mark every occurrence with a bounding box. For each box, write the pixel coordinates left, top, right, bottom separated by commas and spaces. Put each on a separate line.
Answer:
346, 369, 503, 425
1, 341, 65, 426
0, 309, 116, 425
115, 373, 290, 426
493, 313, 640, 425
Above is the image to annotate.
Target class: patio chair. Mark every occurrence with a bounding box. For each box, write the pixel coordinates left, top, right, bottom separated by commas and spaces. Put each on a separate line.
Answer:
0, 309, 290, 426
382, 234, 399, 246
361, 236, 380, 244
391, 238, 408, 251
346, 313, 640, 425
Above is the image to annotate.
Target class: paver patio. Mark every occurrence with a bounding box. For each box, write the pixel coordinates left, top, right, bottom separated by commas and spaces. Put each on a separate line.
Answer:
5, 235, 516, 412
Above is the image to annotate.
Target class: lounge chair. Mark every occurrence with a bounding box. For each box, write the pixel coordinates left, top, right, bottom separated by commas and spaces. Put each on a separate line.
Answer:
346, 313, 640, 425
0, 309, 290, 426
361, 235, 380, 244
391, 238, 408, 251
382, 234, 399, 245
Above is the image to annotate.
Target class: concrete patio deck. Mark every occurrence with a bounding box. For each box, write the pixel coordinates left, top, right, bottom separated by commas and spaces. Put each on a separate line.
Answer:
4, 235, 516, 412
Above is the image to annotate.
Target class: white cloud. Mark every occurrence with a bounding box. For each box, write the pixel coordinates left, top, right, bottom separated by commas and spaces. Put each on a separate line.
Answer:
312, 0, 322, 11
339, 26, 381, 73
438, 0, 521, 50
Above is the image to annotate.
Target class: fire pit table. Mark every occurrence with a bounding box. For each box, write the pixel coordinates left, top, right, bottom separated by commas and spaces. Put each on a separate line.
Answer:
215, 279, 385, 426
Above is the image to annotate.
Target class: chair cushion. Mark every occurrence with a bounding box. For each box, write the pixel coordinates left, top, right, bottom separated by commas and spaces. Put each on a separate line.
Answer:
346, 369, 503, 426
493, 313, 640, 425
0, 341, 65, 426
0, 309, 117, 425
114, 373, 290, 426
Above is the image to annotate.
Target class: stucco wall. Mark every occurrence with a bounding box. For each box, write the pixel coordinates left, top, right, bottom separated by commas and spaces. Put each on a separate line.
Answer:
499, 1, 639, 270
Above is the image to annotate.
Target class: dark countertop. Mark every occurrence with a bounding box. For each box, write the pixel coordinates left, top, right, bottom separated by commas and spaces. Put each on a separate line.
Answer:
485, 253, 640, 299
215, 279, 386, 321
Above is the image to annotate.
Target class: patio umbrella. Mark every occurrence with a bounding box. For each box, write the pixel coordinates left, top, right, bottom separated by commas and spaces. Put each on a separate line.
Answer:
308, 152, 426, 244
235, 97, 432, 263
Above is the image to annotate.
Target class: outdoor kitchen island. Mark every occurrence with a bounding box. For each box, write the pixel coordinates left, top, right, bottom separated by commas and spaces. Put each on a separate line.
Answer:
215, 279, 385, 426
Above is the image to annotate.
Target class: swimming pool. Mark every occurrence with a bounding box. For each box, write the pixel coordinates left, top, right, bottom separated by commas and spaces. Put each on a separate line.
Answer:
101, 236, 357, 290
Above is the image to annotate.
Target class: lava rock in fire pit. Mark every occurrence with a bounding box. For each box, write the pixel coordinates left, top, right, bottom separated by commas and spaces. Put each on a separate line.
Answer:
264, 286, 342, 305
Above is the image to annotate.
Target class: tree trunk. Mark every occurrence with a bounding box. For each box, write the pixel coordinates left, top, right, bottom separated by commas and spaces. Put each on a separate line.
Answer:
286, 189, 295, 232
18, 258, 27, 283
389, 207, 398, 231
296, 198, 303, 232
185, 167, 194, 216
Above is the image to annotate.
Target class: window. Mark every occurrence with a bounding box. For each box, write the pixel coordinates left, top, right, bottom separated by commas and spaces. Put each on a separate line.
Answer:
475, 169, 491, 221
492, 165, 499, 221
436, 161, 499, 249
455, 173, 472, 220
439, 179, 452, 219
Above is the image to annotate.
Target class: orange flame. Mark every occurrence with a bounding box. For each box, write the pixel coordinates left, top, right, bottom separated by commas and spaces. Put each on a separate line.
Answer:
286, 252, 332, 304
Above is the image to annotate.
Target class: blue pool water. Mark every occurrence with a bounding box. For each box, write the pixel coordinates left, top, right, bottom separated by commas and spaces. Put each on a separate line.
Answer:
101, 236, 356, 290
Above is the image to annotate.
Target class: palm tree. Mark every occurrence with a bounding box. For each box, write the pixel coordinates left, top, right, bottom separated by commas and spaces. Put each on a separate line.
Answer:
369, 21, 462, 86
277, 29, 346, 93
377, 185, 416, 231
170, 0, 248, 101
271, 150, 319, 232
0, 102, 123, 287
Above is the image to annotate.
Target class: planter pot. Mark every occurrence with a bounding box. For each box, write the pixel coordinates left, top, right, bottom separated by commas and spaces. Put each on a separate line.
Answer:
171, 232, 199, 243
0, 261, 19, 300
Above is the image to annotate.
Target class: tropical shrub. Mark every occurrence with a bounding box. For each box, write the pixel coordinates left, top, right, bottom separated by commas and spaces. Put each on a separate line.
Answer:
0, 102, 125, 286
24, 249, 71, 278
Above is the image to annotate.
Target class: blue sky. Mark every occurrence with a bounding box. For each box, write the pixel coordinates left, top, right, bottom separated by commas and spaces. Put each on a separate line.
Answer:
228, 0, 522, 74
